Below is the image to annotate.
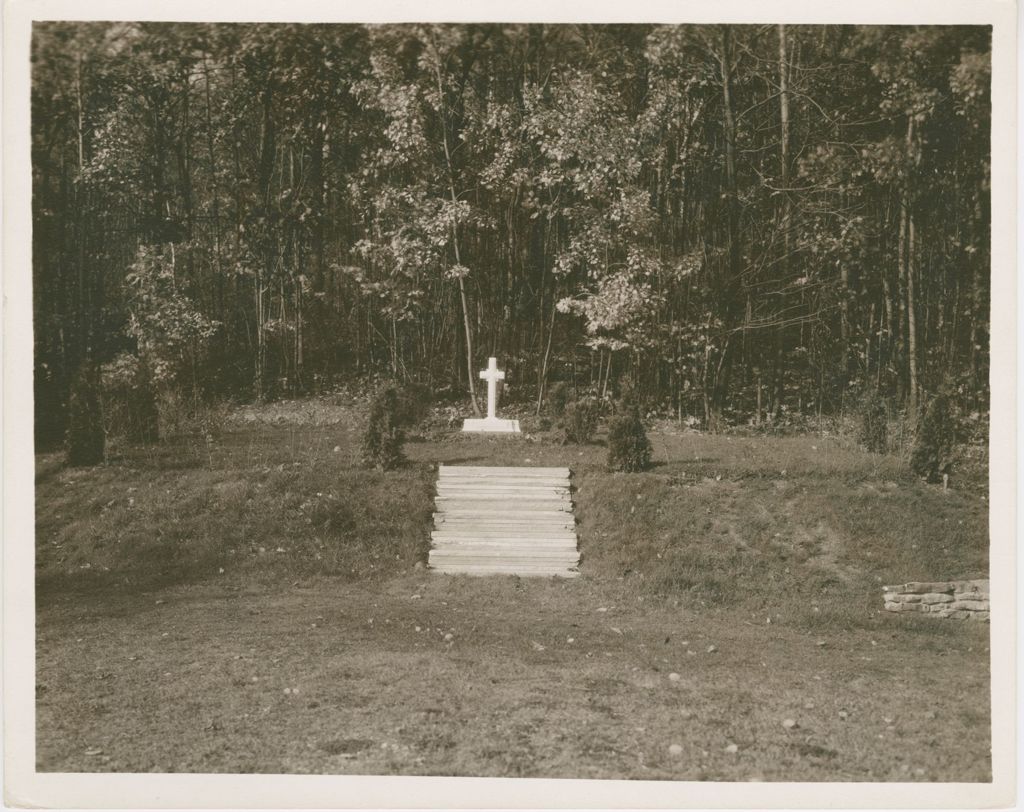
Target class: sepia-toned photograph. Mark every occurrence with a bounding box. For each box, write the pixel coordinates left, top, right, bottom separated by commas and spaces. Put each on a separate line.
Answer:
6, 1, 1016, 805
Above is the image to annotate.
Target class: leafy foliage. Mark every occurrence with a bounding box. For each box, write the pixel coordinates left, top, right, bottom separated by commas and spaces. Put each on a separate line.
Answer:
124, 245, 219, 386
31, 23, 991, 448
361, 387, 405, 470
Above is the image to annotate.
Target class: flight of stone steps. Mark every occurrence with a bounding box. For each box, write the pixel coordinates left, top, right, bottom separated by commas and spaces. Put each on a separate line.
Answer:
428, 464, 580, 577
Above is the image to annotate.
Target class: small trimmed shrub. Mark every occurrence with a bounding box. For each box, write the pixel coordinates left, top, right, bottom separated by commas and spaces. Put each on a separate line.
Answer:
394, 381, 432, 428
361, 387, 405, 470
607, 394, 652, 472
910, 394, 955, 483
67, 366, 105, 466
856, 389, 888, 454
545, 381, 572, 417
562, 396, 601, 444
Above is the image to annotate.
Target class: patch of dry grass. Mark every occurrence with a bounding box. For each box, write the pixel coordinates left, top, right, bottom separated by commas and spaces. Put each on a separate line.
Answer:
35, 402, 991, 780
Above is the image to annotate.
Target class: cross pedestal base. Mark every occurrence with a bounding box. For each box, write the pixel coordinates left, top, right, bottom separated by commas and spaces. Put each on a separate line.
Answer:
461, 417, 521, 433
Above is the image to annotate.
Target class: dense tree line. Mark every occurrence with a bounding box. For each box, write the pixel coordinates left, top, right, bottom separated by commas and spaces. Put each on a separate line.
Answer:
31, 23, 991, 448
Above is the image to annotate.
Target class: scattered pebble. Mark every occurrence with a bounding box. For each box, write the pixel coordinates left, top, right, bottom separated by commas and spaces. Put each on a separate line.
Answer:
566, 637, 575, 644
668, 673, 681, 682
443, 633, 453, 642
725, 743, 739, 754
668, 744, 683, 756
706, 645, 717, 654
531, 640, 546, 651
838, 710, 849, 720
782, 719, 798, 730
596, 607, 608, 613
415, 626, 421, 632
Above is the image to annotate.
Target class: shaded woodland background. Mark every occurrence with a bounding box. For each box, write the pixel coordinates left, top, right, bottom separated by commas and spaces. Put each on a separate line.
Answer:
31, 23, 991, 448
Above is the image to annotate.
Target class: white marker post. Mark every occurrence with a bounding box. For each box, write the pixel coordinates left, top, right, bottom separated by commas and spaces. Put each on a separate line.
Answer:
461, 357, 521, 433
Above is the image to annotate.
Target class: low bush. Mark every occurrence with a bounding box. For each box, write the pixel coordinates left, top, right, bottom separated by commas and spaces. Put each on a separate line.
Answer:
545, 381, 572, 417
910, 393, 955, 483
607, 393, 652, 472
856, 389, 888, 453
361, 386, 405, 470
394, 381, 432, 428
67, 366, 105, 466
562, 396, 601, 444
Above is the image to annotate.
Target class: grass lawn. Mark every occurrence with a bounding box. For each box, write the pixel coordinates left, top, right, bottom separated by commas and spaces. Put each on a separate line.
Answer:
35, 399, 991, 780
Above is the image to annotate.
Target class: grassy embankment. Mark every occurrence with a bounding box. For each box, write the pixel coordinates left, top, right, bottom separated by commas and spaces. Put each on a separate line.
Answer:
35, 396, 990, 780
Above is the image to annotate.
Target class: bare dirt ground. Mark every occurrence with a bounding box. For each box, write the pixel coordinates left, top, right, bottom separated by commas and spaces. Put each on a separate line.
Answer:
37, 573, 990, 780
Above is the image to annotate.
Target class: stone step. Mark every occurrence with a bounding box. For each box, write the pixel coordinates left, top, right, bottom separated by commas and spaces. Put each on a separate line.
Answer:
439, 465, 570, 477
437, 477, 571, 489
436, 493, 571, 505
430, 528, 577, 540
430, 563, 580, 578
428, 557, 581, 569
432, 524, 575, 535
430, 465, 579, 578
431, 548, 580, 562
434, 508, 572, 519
431, 538, 580, 551
436, 491, 572, 501
433, 514, 575, 528
436, 485, 573, 497
435, 498, 574, 513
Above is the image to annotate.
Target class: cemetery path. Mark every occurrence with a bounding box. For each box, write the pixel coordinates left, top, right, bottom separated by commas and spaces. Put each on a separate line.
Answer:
36, 571, 990, 781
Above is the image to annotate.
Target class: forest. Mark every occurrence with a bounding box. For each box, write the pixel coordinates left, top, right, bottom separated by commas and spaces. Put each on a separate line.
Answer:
31, 22, 991, 449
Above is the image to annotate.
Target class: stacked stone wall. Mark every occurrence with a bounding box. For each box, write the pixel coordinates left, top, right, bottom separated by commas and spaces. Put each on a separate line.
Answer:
882, 580, 989, 621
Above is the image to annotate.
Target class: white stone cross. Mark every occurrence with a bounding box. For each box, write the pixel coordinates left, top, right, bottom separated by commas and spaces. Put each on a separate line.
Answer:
479, 357, 505, 420
461, 356, 520, 433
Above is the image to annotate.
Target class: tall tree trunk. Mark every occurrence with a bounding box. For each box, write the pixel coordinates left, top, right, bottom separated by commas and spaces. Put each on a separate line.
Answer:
432, 45, 481, 416
255, 79, 275, 401
710, 26, 740, 430
907, 211, 919, 414
899, 115, 918, 414
772, 23, 791, 420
